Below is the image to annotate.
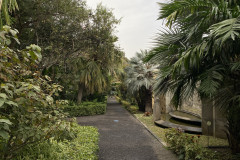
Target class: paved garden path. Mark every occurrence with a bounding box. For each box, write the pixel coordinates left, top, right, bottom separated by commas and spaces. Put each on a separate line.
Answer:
77, 97, 177, 160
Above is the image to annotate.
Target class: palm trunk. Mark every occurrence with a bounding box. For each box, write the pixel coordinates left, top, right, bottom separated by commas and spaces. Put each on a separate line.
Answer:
145, 89, 153, 113
77, 83, 84, 104
137, 87, 147, 111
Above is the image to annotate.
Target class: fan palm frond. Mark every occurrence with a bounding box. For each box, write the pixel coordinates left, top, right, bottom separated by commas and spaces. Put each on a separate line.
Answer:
125, 50, 157, 94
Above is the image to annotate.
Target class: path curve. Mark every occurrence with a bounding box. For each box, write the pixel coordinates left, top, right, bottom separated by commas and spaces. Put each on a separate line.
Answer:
77, 97, 177, 160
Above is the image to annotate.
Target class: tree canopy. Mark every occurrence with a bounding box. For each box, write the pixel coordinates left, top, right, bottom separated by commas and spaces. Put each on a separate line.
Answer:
13, 0, 124, 102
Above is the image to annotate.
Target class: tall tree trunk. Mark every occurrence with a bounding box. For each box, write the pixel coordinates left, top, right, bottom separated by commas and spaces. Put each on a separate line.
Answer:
145, 89, 153, 113
77, 83, 84, 104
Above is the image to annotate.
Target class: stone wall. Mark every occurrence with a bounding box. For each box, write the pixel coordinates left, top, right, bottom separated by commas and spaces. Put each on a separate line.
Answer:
164, 91, 202, 117
180, 93, 202, 117
165, 92, 175, 113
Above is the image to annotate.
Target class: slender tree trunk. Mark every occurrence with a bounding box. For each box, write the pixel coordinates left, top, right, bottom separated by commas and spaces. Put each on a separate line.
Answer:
0, 0, 2, 11
145, 89, 153, 113
77, 83, 84, 104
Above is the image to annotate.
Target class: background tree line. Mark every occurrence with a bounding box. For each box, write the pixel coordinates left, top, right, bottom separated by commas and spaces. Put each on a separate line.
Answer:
12, 0, 124, 103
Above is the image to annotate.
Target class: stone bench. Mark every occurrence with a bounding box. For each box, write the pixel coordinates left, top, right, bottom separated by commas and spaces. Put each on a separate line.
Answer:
155, 120, 202, 134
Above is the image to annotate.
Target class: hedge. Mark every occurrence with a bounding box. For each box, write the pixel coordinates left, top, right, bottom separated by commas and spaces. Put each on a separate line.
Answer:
15, 124, 99, 160
63, 101, 107, 117
115, 96, 139, 114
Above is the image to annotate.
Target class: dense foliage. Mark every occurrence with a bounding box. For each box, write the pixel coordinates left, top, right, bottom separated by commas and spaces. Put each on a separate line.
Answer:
165, 128, 215, 160
147, 0, 240, 153
0, 26, 74, 159
13, 0, 124, 103
14, 124, 99, 160
63, 101, 107, 117
115, 96, 139, 114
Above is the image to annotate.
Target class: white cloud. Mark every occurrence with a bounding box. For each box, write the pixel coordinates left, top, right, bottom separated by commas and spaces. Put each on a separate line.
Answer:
86, 0, 166, 58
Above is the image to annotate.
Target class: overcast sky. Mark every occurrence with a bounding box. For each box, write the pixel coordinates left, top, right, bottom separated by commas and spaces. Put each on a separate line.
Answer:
86, 0, 166, 59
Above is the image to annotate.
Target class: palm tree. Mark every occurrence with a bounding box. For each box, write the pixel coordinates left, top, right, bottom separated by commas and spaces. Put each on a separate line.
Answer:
63, 45, 124, 104
125, 50, 157, 113
76, 57, 107, 104
148, 0, 240, 153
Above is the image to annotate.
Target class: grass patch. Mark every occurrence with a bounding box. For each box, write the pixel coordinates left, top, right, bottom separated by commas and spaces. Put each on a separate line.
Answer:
134, 114, 167, 142
62, 101, 107, 117
15, 124, 99, 160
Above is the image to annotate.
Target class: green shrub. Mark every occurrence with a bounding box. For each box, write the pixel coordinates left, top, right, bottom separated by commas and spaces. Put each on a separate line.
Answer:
63, 102, 106, 117
121, 100, 131, 108
0, 26, 73, 159
15, 124, 99, 160
115, 96, 121, 103
115, 97, 139, 114
123, 105, 139, 114
165, 128, 215, 160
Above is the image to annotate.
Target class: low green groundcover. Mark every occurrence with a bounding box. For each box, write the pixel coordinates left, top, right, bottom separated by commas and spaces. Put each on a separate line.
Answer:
115, 96, 139, 114
15, 125, 99, 160
63, 102, 107, 117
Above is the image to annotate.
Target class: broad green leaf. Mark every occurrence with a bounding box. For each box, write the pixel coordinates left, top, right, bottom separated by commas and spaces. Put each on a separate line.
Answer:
0, 119, 12, 125
0, 93, 8, 99
28, 91, 36, 97
5, 101, 18, 107
9, 29, 18, 36
45, 75, 52, 81
28, 50, 38, 60
33, 86, 41, 92
13, 37, 20, 44
46, 96, 54, 104
0, 131, 9, 140
0, 98, 5, 107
